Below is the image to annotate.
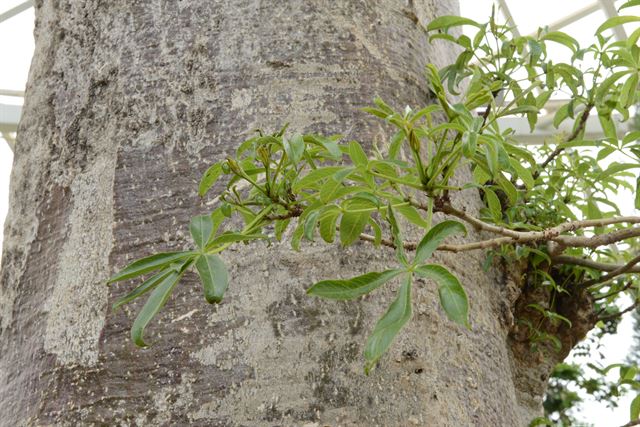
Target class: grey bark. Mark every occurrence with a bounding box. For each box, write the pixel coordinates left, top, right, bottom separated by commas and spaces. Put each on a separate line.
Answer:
0, 0, 549, 425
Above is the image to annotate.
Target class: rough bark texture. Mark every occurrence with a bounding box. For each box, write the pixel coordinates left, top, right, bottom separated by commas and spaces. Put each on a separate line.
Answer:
0, 0, 550, 425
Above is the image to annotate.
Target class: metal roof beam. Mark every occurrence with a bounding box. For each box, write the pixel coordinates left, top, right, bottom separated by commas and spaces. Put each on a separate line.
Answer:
0, 1, 33, 24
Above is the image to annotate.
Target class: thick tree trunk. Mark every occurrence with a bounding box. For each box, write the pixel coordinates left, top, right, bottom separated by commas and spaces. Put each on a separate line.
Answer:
0, 1, 549, 425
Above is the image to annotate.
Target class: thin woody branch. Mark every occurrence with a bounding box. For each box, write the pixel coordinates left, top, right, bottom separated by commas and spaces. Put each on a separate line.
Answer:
553, 255, 640, 273
583, 253, 640, 288
599, 298, 640, 322
534, 103, 594, 178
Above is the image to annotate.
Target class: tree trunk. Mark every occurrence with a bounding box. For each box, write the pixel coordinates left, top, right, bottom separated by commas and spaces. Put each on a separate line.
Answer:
0, 1, 549, 425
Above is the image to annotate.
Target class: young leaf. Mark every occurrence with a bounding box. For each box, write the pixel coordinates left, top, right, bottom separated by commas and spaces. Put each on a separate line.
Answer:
131, 269, 182, 347
307, 269, 402, 300
631, 394, 640, 421
636, 176, 640, 210
190, 214, 214, 250
207, 232, 266, 248
108, 251, 194, 283
283, 133, 305, 164
394, 204, 429, 228
364, 276, 412, 374
339, 210, 369, 246
415, 264, 469, 328
348, 140, 368, 167
304, 210, 321, 241
483, 187, 502, 221
293, 166, 344, 191
318, 208, 340, 243
387, 205, 407, 265
426, 16, 480, 32
198, 163, 223, 197
596, 16, 640, 35
195, 254, 229, 303
414, 220, 466, 264
112, 269, 173, 310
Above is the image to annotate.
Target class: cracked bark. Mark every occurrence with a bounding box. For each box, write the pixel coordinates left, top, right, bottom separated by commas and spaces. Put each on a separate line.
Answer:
1, 0, 554, 425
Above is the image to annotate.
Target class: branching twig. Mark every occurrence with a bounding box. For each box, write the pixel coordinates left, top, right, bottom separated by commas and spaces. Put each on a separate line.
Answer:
599, 298, 640, 322
552, 255, 640, 273
593, 280, 636, 301
582, 254, 640, 287
534, 103, 594, 178
555, 228, 640, 249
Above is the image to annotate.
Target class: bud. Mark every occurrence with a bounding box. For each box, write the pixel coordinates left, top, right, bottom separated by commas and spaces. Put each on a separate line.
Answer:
257, 146, 270, 165
226, 158, 242, 175
409, 131, 421, 153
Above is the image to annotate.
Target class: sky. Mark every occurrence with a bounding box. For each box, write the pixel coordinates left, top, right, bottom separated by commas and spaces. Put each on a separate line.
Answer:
0, 1, 638, 425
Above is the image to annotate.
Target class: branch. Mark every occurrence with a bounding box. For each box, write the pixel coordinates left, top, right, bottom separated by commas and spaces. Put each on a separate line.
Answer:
534, 103, 594, 178
554, 227, 640, 249
582, 253, 640, 288
620, 419, 640, 427
593, 280, 636, 301
599, 298, 640, 322
553, 255, 640, 273
416, 197, 640, 247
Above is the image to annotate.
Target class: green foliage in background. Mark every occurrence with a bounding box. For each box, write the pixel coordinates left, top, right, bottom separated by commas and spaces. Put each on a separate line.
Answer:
109, 3, 640, 424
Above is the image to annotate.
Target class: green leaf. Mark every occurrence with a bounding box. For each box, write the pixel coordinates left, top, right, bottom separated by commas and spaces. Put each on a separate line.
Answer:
415, 264, 469, 328
394, 204, 429, 228
596, 16, 640, 35
112, 269, 173, 310
304, 210, 321, 241
387, 205, 407, 265
198, 163, 223, 197
339, 210, 369, 246
207, 232, 266, 247
195, 254, 229, 303
283, 133, 305, 164
510, 160, 534, 189
190, 214, 214, 250
319, 207, 340, 243
541, 31, 579, 52
426, 16, 480, 32
364, 276, 412, 374
414, 220, 466, 264
293, 166, 344, 191
320, 175, 344, 203
635, 176, 640, 210
620, 0, 640, 11
307, 269, 402, 300
503, 105, 540, 116
619, 73, 638, 108
631, 394, 640, 421
483, 187, 502, 221
131, 269, 182, 347
348, 140, 368, 167
108, 251, 194, 283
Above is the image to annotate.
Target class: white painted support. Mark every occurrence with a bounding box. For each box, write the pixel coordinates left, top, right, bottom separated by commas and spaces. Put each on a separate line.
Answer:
0, 0, 33, 24
0, 103, 21, 130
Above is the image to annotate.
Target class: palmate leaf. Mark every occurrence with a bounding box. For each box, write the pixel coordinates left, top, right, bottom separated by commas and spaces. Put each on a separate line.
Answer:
195, 254, 229, 304
107, 251, 195, 283
307, 269, 402, 300
364, 276, 412, 374
415, 264, 469, 328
